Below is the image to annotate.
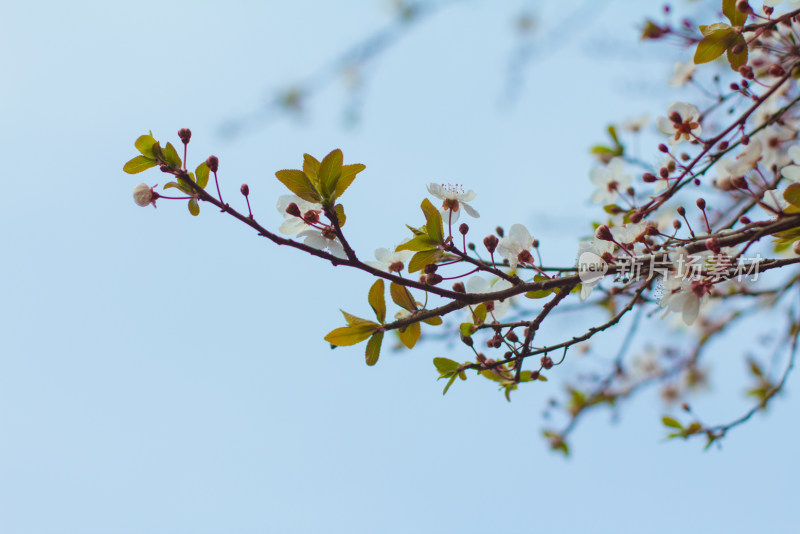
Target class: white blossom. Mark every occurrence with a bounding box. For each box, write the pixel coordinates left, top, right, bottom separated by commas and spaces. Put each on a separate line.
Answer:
657, 102, 702, 145
427, 183, 479, 223
366, 247, 413, 272
622, 114, 649, 133
659, 277, 708, 326
276, 195, 323, 235
589, 157, 631, 204
497, 223, 535, 269
668, 62, 695, 87
297, 229, 347, 259
576, 238, 614, 300
466, 277, 514, 319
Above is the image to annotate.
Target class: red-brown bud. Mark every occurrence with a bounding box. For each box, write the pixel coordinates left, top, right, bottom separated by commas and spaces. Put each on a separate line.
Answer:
483, 235, 499, 254
696, 198, 706, 210
452, 281, 466, 293
178, 128, 192, 144
459, 223, 469, 235
677, 206, 686, 216
769, 64, 786, 77
424, 263, 438, 274
595, 225, 613, 241
541, 356, 554, 370
642, 172, 657, 183
705, 237, 721, 254
240, 184, 250, 196
286, 203, 302, 217
206, 155, 219, 172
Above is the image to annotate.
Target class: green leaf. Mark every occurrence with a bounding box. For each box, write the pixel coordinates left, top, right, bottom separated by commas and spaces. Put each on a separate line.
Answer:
408, 249, 443, 273
397, 321, 421, 349
607, 124, 620, 146
325, 324, 378, 346
422, 315, 443, 326
723, 0, 748, 27
275, 169, 322, 203
163, 181, 181, 190
318, 149, 343, 200
188, 198, 200, 216
134, 133, 157, 158
365, 331, 383, 366
434, 357, 461, 377
123, 156, 157, 174
396, 235, 438, 252
195, 162, 210, 189
526, 274, 554, 298
368, 279, 386, 324
303, 154, 320, 185
335, 163, 366, 199
661, 416, 683, 430
390, 282, 417, 312
726, 32, 748, 71
747, 358, 764, 378
694, 24, 732, 65
163, 142, 182, 169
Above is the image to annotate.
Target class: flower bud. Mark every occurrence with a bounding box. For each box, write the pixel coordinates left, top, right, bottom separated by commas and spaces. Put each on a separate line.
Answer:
718, 141, 729, 151
424, 263, 438, 274
530, 370, 540, 380
677, 206, 686, 216
658, 144, 668, 153
731, 43, 746, 56
285, 202, 302, 217
629, 211, 643, 223
642, 172, 657, 183
769, 64, 786, 77
705, 237, 721, 254
303, 210, 320, 224
739, 216, 751, 225
389, 261, 405, 273
739, 65, 754, 79
595, 225, 613, 241
452, 281, 466, 293
541, 356, 554, 370
458, 223, 469, 235
133, 183, 157, 208
426, 273, 443, 285
240, 184, 250, 196
732, 175, 748, 189
461, 336, 474, 347
673, 219, 682, 230
483, 235, 499, 253
178, 128, 192, 144
495, 226, 504, 237
206, 155, 219, 172
736, 0, 750, 13
696, 198, 706, 210
506, 331, 519, 343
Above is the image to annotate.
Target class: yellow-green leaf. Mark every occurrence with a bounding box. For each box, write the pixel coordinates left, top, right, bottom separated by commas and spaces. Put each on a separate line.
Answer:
123, 156, 157, 174
726, 32, 748, 71
408, 249, 443, 273
390, 282, 417, 312
334, 163, 366, 199
396, 235, 438, 252
365, 331, 383, 366
188, 198, 200, 216
784, 183, 800, 207
134, 133, 157, 158
340, 310, 376, 326
275, 169, 322, 203
398, 321, 421, 349
421, 198, 444, 242
368, 279, 386, 324
422, 315, 443, 326
318, 149, 343, 199
334, 204, 346, 227
303, 154, 320, 185
472, 303, 487, 325
694, 24, 733, 65
662, 415, 683, 429
434, 357, 460, 377
325, 324, 378, 346
163, 142, 182, 169
195, 162, 210, 189
723, 0, 748, 27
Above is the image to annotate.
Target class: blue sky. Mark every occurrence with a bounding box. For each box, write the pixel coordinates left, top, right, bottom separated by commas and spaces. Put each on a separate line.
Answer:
2, 1, 799, 532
